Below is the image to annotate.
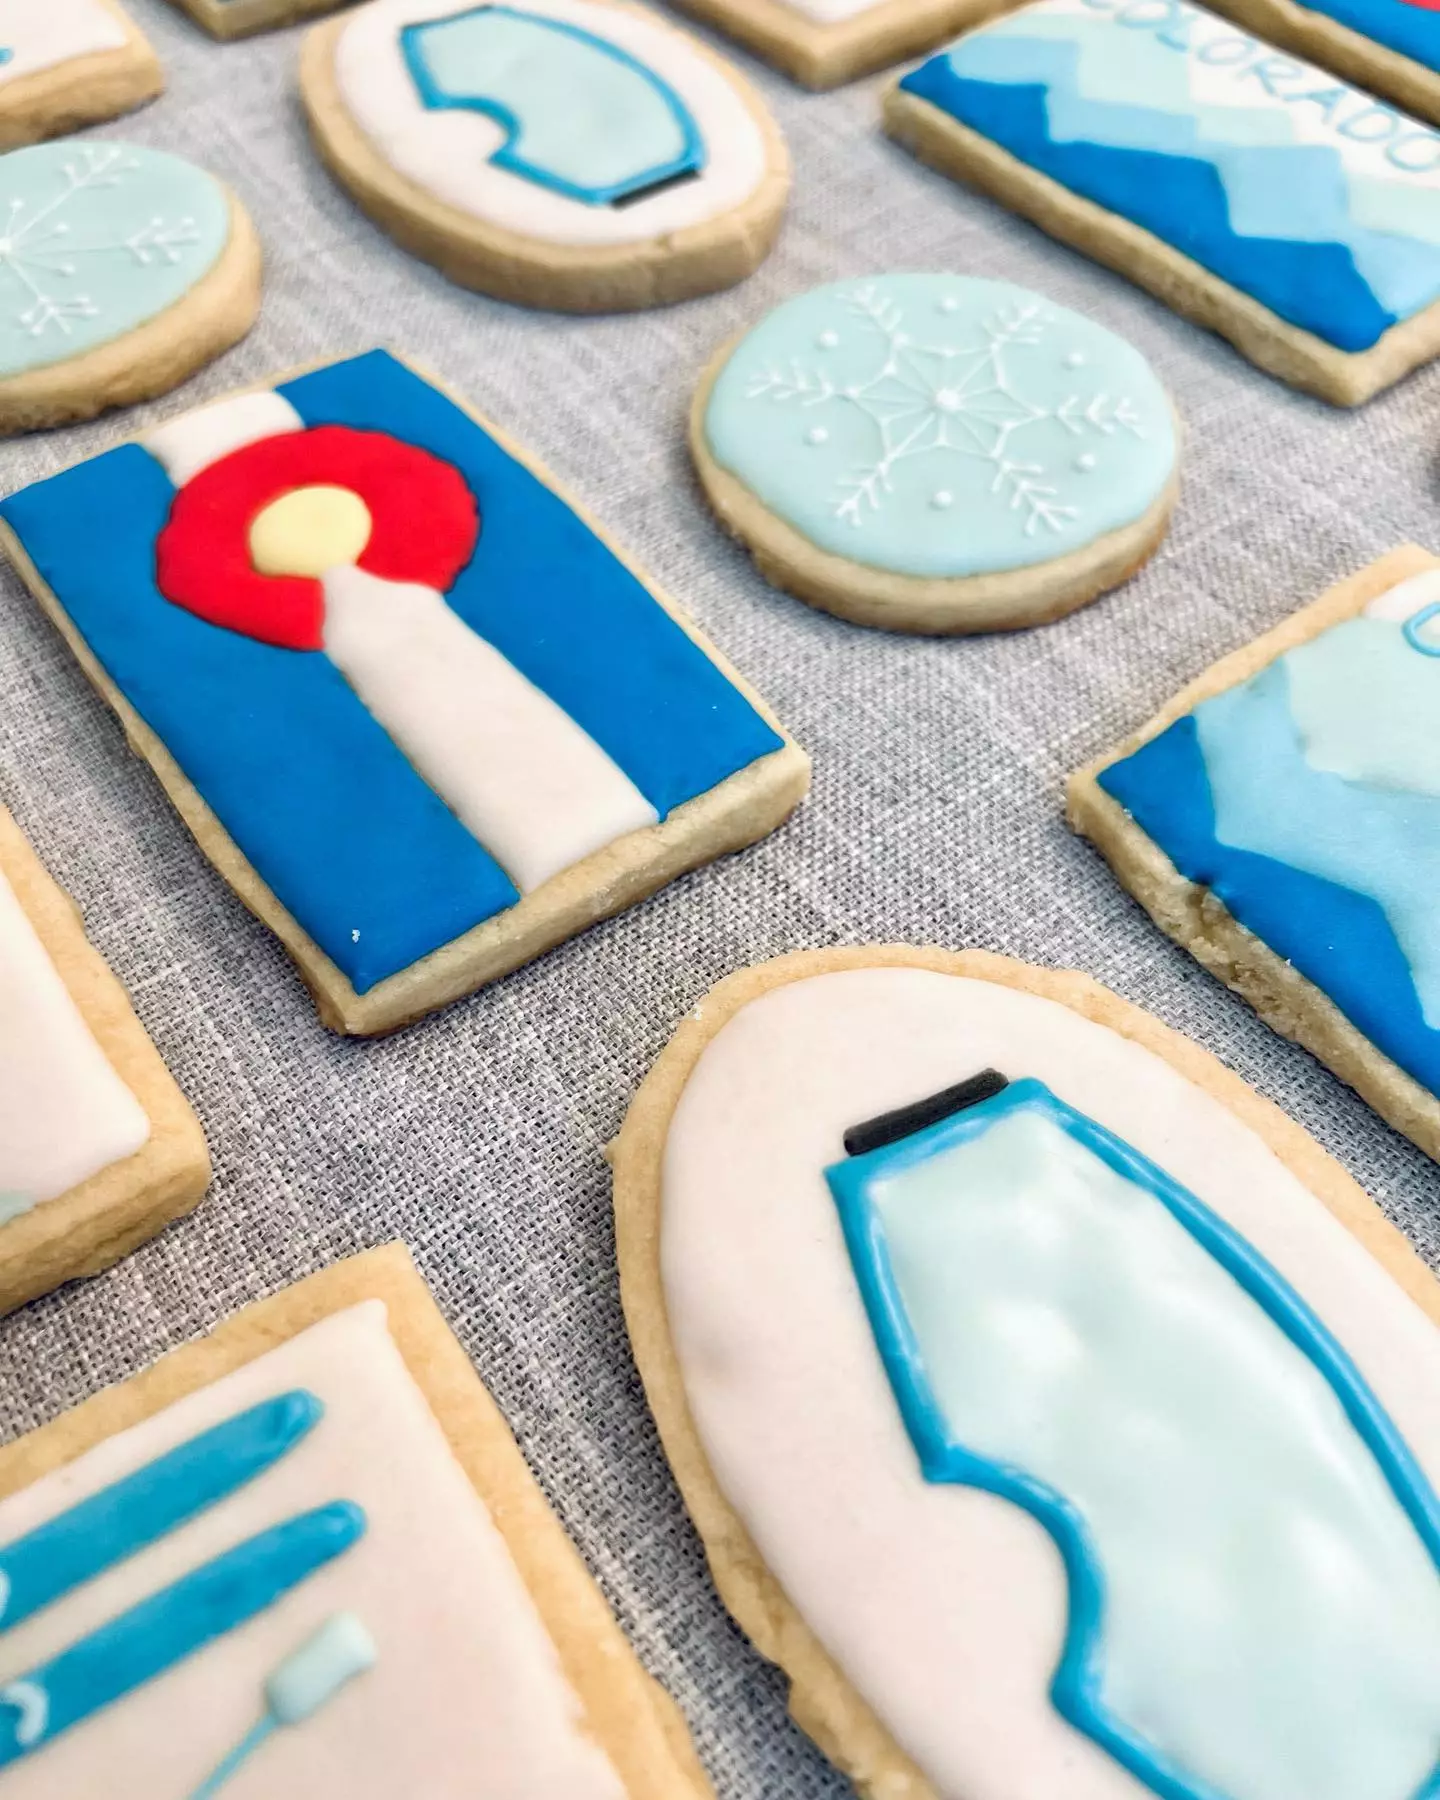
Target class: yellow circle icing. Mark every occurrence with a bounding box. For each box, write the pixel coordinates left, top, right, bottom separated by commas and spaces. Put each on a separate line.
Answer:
248, 485, 373, 578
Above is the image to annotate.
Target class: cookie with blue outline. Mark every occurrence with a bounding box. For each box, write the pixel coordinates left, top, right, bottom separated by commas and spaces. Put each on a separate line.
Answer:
0, 348, 808, 1033
300, 0, 789, 311
0, 0, 161, 147
613, 943, 1440, 1800
1071, 543, 1440, 1164
691, 273, 1180, 633
886, 0, 1440, 404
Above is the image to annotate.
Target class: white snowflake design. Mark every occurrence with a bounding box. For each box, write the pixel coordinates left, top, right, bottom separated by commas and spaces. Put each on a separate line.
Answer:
744, 284, 1148, 537
0, 145, 201, 340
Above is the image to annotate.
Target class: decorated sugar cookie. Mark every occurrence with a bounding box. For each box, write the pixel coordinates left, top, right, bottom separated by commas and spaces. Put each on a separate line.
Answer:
0, 140, 261, 435
163, 0, 345, 43
0, 1244, 712, 1798
301, 0, 789, 311
0, 0, 162, 147
613, 945, 1440, 1800
0, 350, 808, 1034
1073, 543, 1440, 1164
0, 804, 209, 1317
692, 274, 1179, 633
887, 0, 1440, 405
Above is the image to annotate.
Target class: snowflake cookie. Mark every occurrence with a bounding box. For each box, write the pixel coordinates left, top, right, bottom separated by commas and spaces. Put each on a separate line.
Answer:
0, 140, 261, 434
0, 0, 162, 149
694, 274, 1180, 633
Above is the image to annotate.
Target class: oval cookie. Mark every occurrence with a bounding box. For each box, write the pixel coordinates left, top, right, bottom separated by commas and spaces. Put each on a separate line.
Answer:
612, 946, 1440, 1800
0, 140, 261, 435
300, 0, 790, 311
692, 274, 1180, 632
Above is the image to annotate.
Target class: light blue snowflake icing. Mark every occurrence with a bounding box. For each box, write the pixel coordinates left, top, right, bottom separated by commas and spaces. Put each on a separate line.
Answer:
703, 274, 1178, 579
0, 141, 231, 380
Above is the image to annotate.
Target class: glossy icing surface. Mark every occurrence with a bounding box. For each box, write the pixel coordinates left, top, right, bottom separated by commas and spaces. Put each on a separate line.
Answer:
0, 351, 784, 993
0, 0, 127, 87
1100, 573, 1440, 1096
0, 142, 229, 380
1282, 0, 1440, 76
659, 967, 1440, 1799
901, 0, 1440, 353
703, 275, 1175, 578
0, 1301, 626, 1798
0, 862, 149, 1214
333, 0, 770, 247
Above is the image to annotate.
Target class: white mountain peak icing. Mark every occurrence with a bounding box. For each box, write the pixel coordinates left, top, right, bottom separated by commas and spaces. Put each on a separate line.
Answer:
743, 283, 1147, 536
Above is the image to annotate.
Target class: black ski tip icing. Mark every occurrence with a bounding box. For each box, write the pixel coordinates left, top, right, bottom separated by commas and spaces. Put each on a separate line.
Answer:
843, 1069, 1009, 1158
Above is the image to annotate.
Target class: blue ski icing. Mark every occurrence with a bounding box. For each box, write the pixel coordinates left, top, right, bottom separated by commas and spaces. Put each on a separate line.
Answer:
401, 5, 704, 205
0, 1502, 366, 1767
828, 1078, 1440, 1800
0, 352, 782, 992
0, 1391, 322, 1635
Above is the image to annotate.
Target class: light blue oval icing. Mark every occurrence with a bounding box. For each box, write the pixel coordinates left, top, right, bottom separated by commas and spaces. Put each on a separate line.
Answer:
828, 1078, 1440, 1800
702, 274, 1177, 578
0, 140, 231, 380
400, 5, 704, 207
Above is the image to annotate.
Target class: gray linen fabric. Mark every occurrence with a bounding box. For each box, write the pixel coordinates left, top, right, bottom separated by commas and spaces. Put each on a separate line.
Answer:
1, 6, 1439, 1790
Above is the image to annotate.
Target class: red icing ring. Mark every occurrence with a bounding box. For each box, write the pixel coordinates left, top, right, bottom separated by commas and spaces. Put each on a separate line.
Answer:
155, 425, 481, 651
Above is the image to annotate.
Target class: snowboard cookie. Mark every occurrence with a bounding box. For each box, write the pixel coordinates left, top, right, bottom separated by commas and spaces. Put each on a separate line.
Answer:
0, 1243, 712, 1798
691, 273, 1179, 633
1071, 544, 1440, 1163
886, 0, 1440, 405
0, 803, 209, 1317
0, 139, 261, 435
0, 0, 162, 147
612, 945, 1440, 1800
0, 349, 808, 1035
301, 0, 789, 312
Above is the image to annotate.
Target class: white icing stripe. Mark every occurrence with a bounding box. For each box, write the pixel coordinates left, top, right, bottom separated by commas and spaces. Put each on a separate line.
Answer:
0, 0, 128, 86
321, 565, 659, 891
332, 0, 771, 249
143, 392, 305, 488
0, 1301, 627, 1799
1364, 568, 1440, 622
0, 864, 148, 1211
658, 967, 1440, 1800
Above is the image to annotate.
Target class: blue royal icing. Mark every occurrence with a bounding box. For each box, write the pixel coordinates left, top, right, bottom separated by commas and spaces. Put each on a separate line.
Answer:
828, 1077, 1440, 1800
702, 274, 1176, 579
401, 5, 705, 206
1277, 0, 1440, 78
0, 351, 784, 994
901, 0, 1440, 353
0, 141, 230, 380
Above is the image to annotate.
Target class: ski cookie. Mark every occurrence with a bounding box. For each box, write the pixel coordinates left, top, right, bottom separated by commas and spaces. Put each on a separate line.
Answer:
0, 1244, 712, 1798
301, 0, 789, 312
0, 349, 808, 1034
0, 0, 162, 147
0, 139, 261, 435
612, 944, 1440, 1800
886, 0, 1440, 405
691, 273, 1180, 633
0, 804, 209, 1317
1071, 544, 1440, 1163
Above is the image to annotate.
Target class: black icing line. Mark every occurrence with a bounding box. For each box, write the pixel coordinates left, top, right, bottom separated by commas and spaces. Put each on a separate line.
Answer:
842, 1069, 1010, 1158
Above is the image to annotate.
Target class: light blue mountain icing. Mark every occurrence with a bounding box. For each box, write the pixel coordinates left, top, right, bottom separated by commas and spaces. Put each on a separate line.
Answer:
702, 274, 1175, 578
828, 1077, 1440, 1800
0, 140, 229, 380
0, 51, 11, 67
0, 1192, 31, 1226
400, 5, 704, 207
1285, 613, 1440, 794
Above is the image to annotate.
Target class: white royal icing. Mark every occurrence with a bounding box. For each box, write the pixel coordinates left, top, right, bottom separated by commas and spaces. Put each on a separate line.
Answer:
658, 967, 1440, 1800
0, 862, 149, 1215
0, 0, 128, 87
143, 394, 305, 489
331, 0, 772, 249
0, 1301, 627, 1798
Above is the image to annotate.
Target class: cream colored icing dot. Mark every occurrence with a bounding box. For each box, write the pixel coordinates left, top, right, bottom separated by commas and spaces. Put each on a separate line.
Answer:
249, 486, 373, 578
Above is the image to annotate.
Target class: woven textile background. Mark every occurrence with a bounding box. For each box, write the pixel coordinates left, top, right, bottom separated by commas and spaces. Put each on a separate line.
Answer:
2, 6, 1440, 1790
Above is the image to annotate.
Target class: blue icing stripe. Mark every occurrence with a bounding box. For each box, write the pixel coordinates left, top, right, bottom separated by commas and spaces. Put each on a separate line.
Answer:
401, 4, 704, 206
1, 352, 781, 993
1097, 715, 1440, 1099
1291, 0, 1440, 71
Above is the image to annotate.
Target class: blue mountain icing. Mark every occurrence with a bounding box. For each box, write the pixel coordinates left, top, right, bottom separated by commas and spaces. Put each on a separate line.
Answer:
900, 41, 1440, 350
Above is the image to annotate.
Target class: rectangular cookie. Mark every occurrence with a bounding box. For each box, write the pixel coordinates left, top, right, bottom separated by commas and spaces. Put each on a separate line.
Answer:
0, 349, 809, 1034
0, 803, 209, 1315
885, 0, 1440, 403
0, 1242, 712, 1798
0, 0, 162, 147
1069, 544, 1440, 1161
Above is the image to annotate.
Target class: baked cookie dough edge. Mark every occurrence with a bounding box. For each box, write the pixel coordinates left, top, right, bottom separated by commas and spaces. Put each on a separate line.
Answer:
0, 0, 164, 150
